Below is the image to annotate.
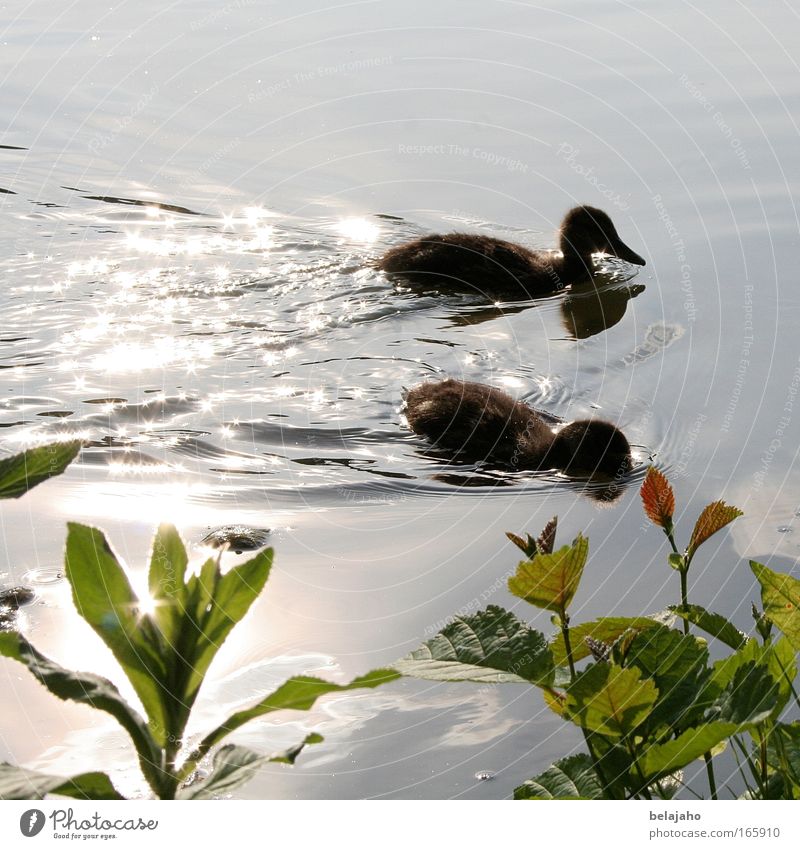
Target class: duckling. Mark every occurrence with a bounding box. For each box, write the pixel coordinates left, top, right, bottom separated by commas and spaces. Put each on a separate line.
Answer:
404, 378, 631, 479
378, 205, 645, 297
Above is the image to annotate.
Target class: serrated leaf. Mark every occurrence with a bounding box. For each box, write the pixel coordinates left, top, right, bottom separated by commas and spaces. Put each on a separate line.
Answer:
550, 617, 662, 666
514, 754, 602, 799
506, 532, 535, 557
640, 467, 675, 528
641, 721, 739, 780
625, 627, 710, 731
186, 668, 399, 770
537, 517, 558, 555
688, 501, 742, 554
396, 606, 553, 685
711, 661, 779, 726
751, 561, 800, 650
0, 631, 163, 795
565, 663, 658, 738
508, 535, 588, 613
267, 732, 324, 765
669, 604, 748, 650
64, 523, 169, 745
0, 441, 82, 499
0, 763, 124, 800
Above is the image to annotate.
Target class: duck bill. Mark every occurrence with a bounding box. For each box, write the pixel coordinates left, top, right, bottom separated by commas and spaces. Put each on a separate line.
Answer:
610, 238, 646, 266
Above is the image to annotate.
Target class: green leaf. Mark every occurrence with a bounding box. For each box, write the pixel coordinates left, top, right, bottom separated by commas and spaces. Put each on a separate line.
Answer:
187, 668, 399, 769
182, 548, 273, 707
0, 631, 163, 795
710, 638, 796, 719
508, 535, 588, 613
64, 523, 169, 745
550, 617, 662, 666
0, 441, 81, 499
668, 553, 684, 571
641, 721, 739, 780
147, 524, 188, 645
669, 604, 748, 650
751, 561, 800, 650
514, 754, 602, 799
766, 722, 800, 797
177, 736, 323, 800
625, 627, 710, 732
565, 663, 658, 739
711, 661, 779, 726
0, 763, 124, 800
395, 606, 553, 685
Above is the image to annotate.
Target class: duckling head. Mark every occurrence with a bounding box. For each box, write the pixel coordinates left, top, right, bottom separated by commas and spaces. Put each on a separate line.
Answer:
560, 205, 646, 267
549, 418, 632, 480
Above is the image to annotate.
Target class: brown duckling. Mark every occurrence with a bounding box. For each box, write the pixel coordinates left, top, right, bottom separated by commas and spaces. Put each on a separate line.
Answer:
404, 378, 631, 479
378, 205, 645, 297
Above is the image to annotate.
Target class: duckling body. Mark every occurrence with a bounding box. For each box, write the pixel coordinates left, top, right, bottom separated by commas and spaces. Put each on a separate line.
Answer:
379, 205, 645, 297
405, 378, 631, 478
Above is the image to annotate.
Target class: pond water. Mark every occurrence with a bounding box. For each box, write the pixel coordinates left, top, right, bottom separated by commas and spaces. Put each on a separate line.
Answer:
1, 0, 799, 799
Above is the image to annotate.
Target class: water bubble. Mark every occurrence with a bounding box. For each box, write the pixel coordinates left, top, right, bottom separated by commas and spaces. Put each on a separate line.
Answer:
23, 567, 64, 585
474, 770, 495, 781
777, 526, 793, 534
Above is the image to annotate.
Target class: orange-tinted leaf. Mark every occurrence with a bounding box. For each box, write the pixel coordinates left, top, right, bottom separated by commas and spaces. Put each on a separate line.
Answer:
688, 501, 743, 553
640, 467, 675, 528
537, 516, 558, 555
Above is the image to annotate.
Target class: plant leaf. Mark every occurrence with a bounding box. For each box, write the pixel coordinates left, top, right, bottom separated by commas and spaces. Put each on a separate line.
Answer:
688, 501, 742, 554
508, 535, 588, 613
182, 548, 273, 707
177, 737, 323, 800
0, 763, 124, 800
0, 441, 82, 499
751, 561, 800, 650
668, 604, 748, 650
711, 661, 779, 726
641, 721, 739, 780
550, 617, 662, 666
537, 516, 558, 555
640, 467, 675, 528
147, 524, 188, 645
395, 605, 553, 685
565, 663, 658, 739
514, 754, 602, 799
625, 627, 710, 732
187, 669, 399, 768
64, 523, 169, 745
0, 631, 163, 795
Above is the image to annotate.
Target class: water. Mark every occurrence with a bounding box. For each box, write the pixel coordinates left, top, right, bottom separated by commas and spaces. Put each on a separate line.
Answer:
2, 0, 800, 798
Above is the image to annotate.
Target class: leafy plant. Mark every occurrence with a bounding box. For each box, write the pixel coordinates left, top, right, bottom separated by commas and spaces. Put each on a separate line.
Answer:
0, 524, 398, 799
0, 441, 82, 499
396, 468, 800, 799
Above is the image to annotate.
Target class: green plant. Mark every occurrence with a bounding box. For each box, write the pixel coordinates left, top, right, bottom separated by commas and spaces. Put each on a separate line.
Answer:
0, 524, 398, 799
396, 468, 800, 799
0, 441, 82, 500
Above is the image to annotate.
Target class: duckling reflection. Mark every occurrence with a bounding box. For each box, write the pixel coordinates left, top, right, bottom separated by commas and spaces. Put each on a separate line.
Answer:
404, 378, 632, 501
378, 205, 645, 298
441, 277, 645, 339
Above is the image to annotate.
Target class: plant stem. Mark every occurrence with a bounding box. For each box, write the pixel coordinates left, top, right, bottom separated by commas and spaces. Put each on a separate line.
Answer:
679, 569, 690, 635
561, 613, 577, 681
626, 739, 652, 800
760, 732, 769, 790
703, 752, 718, 800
